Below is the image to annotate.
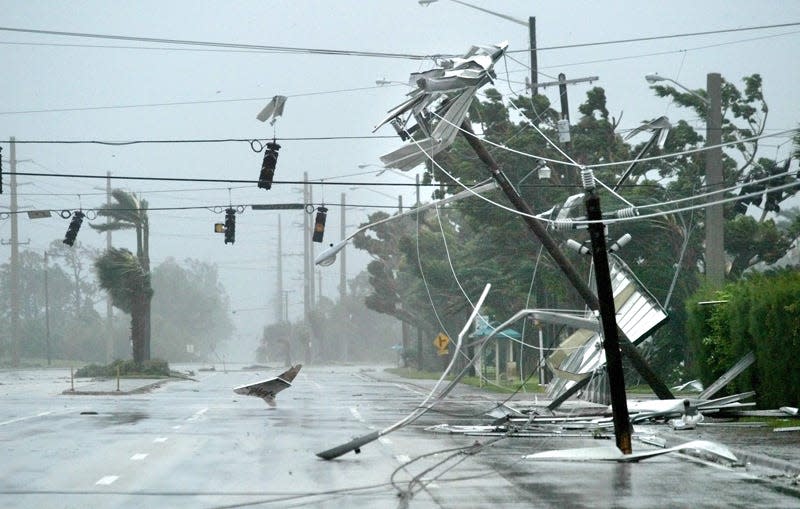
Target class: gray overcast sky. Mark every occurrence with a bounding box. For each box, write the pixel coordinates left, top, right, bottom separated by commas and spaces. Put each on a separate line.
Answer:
2, 1, 799, 354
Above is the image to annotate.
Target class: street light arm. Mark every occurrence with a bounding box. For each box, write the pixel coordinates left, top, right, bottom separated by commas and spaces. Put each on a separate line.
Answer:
645, 74, 710, 106
421, 0, 527, 26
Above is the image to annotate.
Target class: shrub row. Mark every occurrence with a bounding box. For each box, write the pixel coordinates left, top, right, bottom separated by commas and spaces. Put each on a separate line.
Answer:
687, 268, 800, 408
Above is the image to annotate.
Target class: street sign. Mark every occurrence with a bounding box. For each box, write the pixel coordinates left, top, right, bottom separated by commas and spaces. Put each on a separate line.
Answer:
433, 332, 450, 356
251, 203, 305, 210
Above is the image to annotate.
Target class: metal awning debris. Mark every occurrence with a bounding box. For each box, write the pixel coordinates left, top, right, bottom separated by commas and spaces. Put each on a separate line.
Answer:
233, 364, 301, 407
524, 440, 738, 464
374, 41, 507, 171
256, 95, 287, 125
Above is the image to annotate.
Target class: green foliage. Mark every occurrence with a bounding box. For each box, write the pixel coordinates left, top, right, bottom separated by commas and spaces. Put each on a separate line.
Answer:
686, 269, 800, 407
75, 358, 170, 378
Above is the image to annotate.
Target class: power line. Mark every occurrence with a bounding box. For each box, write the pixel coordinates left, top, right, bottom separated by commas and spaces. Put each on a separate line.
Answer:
0, 84, 405, 116
6, 170, 433, 187
2, 135, 396, 145
0, 26, 444, 60
508, 21, 800, 53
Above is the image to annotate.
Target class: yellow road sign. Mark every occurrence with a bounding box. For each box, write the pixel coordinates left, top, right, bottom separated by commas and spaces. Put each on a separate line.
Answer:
433, 333, 450, 355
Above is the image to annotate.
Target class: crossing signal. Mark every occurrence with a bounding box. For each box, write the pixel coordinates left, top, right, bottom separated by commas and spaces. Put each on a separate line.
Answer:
312, 206, 328, 243
258, 140, 281, 190
224, 207, 236, 244
63, 210, 85, 246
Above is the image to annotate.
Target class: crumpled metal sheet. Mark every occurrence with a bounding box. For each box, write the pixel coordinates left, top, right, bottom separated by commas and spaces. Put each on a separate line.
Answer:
375, 41, 508, 171
256, 95, 287, 125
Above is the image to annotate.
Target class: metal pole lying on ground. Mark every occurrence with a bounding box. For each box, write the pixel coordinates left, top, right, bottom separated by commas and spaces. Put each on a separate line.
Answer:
316, 284, 491, 460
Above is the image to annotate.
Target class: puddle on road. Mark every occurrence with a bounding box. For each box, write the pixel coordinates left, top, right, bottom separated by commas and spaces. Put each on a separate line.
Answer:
81, 411, 149, 425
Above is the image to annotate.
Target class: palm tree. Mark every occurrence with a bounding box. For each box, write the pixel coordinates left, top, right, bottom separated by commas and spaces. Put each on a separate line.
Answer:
94, 248, 152, 364
92, 190, 152, 359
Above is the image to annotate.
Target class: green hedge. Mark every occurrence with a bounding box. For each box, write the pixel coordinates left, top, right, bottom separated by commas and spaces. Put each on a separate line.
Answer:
75, 358, 170, 378
686, 268, 800, 408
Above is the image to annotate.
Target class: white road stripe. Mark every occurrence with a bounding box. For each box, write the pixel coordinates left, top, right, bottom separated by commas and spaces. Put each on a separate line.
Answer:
0, 410, 54, 427
349, 407, 364, 422
395, 454, 411, 464
186, 408, 208, 422
130, 453, 148, 461
153, 437, 168, 443
172, 425, 182, 430
95, 475, 119, 485
379, 437, 393, 446
394, 383, 427, 396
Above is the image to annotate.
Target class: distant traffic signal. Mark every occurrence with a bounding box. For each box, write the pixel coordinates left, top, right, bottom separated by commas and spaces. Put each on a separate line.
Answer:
224, 208, 236, 244
312, 206, 328, 243
258, 140, 281, 190
63, 210, 85, 246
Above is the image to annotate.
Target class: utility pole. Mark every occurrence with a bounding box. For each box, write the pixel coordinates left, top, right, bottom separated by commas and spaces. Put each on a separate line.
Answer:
9, 137, 20, 366
705, 72, 725, 288
529, 16, 537, 95
105, 172, 113, 362
583, 169, 632, 454
44, 250, 52, 366
339, 193, 346, 301
276, 214, 284, 322
303, 173, 311, 325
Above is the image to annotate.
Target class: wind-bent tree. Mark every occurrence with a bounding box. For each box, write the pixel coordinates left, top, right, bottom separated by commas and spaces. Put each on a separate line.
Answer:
94, 248, 152, 364
92, 190, 152, 359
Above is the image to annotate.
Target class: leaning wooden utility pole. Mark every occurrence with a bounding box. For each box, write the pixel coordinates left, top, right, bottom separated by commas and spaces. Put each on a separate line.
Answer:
581, 168, 632, 454
457, 120, 673, 408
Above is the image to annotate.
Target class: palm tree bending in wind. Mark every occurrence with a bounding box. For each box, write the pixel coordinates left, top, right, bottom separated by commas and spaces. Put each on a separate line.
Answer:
92, 190, 152, 361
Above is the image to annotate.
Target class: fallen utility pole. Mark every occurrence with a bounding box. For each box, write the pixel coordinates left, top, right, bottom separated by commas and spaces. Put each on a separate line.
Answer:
458, 120, 673, 405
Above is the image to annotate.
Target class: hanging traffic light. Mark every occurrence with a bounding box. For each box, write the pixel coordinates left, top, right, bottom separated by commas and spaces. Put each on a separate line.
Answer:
258, 140, 281, 190
312, 206, 328, 243
224, 207, 236, 244
63, 210, 85, 246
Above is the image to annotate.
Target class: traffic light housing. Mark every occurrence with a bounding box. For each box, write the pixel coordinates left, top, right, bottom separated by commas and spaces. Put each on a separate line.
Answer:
63, 210, 85, 246
224, 208, 236, 244
312, 206, 328, 243
258, 140, 281, 190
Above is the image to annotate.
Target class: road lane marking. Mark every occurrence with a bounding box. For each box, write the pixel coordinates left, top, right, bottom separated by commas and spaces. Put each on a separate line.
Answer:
186, 407, 208, 422
172, 425, 182, 430
310, 380, 322, 389
379, 437, 393, 446
95, 475, 119, 485
349, 407, 364, 422
395, 454, 411, 464
394, 383, 427, 396
130, 453, 148, 461
154, 437, 168, 443
0, 410, 54, 427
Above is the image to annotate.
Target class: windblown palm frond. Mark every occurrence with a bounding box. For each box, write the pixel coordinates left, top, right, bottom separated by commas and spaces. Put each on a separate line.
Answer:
94, 247, 152, 314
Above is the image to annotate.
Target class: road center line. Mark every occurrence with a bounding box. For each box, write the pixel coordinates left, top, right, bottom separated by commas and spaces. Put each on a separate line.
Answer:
349, 407, 364, 422
95, 475, 119, 485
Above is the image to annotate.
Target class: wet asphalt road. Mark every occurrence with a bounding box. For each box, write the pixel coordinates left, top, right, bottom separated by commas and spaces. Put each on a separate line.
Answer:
1, 365, 799, 508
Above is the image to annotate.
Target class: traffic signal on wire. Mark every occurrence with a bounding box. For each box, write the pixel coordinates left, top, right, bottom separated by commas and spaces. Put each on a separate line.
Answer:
312, 206, 328, 243
224, 208, 236, 244
63, 210, 85, 246
258, 140, 281, 190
